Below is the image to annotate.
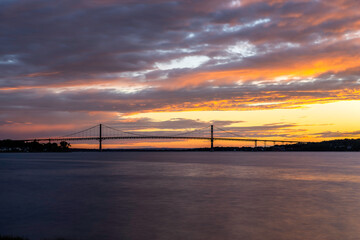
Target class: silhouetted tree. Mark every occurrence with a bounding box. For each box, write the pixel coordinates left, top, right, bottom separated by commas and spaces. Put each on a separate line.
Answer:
60, 141, 71, 151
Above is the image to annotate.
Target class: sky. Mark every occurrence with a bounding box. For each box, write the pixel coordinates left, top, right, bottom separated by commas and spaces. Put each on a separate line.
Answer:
1, 0, 360, 148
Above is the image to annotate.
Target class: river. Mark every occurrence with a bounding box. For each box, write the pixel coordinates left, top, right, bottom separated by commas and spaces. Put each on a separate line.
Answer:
1, 152, 360, 240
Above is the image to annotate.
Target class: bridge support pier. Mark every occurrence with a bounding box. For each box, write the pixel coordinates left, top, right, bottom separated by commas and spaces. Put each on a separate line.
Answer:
99, 124, 102, 152
211, 125, 214, 151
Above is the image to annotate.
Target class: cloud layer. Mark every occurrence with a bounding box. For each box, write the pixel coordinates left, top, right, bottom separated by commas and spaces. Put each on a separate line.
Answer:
1, 0, 360, 141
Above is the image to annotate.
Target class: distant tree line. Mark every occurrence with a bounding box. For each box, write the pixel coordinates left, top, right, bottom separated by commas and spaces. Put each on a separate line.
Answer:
273, 139, 360, 151
193, 139, 360, 151
231, 139, 360, 151
0, 140, 71, 152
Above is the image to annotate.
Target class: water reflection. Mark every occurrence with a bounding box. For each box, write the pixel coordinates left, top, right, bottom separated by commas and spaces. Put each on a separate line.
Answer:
1, 152, 360, 240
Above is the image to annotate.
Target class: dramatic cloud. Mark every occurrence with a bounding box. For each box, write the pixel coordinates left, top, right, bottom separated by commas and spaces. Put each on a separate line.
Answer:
312, 130, 360, 139
1, 0, 360, 143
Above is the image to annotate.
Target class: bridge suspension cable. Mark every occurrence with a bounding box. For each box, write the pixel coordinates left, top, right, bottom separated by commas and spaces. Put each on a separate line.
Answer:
170, 126, 209, 137
214, 126, 244, 138
21, 123, 306, 151
62, 125, 99, 138
102, 124, 153, 137
102, 124, 210, 138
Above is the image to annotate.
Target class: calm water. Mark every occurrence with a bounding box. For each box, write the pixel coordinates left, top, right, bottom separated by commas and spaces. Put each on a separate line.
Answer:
1, 152, 360, 240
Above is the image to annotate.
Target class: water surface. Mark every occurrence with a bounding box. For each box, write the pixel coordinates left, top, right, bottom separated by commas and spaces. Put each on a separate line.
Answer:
1, 152, 360, 240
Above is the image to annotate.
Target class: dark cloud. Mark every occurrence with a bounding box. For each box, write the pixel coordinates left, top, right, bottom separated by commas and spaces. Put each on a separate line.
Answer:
1, 0, 360, 86
311, 130, 360, 139
1, 0, 360, 140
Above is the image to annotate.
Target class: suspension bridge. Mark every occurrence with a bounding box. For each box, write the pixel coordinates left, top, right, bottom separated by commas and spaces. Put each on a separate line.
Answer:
21, 124, 305, 151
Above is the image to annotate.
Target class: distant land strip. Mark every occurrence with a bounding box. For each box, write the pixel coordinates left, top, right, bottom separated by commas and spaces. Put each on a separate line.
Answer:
1, 139, 360, 152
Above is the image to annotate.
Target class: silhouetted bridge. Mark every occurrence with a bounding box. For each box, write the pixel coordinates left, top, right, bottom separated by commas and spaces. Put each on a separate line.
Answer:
21, 124, 305, 151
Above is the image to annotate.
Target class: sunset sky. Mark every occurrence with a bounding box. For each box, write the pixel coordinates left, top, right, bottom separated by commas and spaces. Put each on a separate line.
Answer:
1, 0, 360, 148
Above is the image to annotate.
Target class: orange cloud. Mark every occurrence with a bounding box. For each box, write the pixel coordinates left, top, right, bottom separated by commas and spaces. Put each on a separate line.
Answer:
164, 53, 360, 89
25, 72, 60, 77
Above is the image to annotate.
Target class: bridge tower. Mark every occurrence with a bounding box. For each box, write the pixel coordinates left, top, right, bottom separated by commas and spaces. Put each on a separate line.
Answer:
99, 124, 102, 152
211, 125, 214, 151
